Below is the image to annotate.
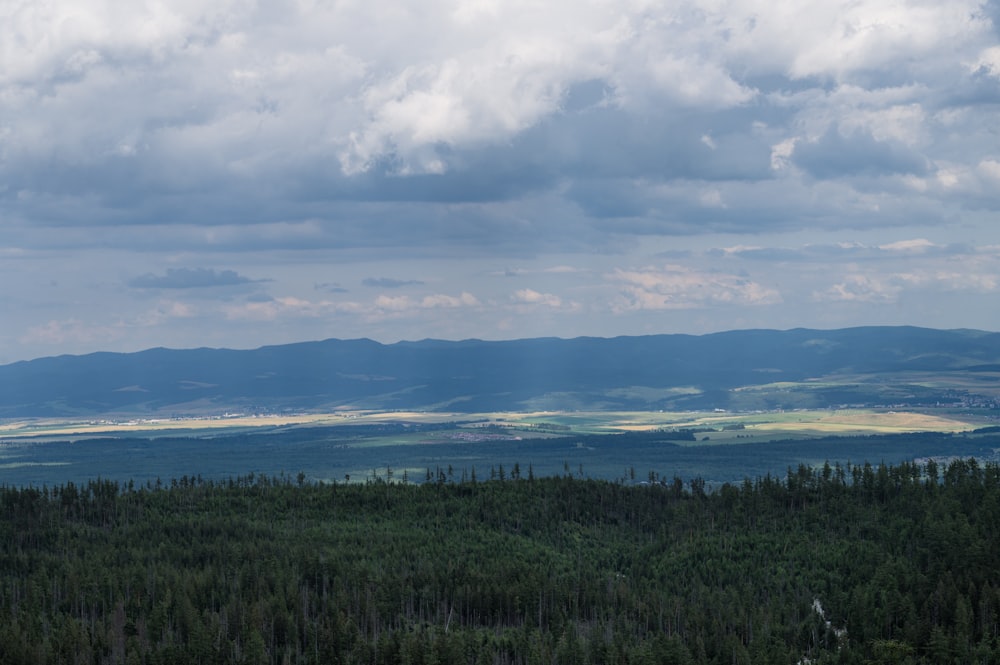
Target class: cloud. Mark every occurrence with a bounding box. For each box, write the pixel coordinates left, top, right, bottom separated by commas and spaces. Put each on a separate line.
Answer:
973, 46, 1000, 77
315, 282, 349, 294
224, 296, 360, 322
878, 238, 936, 253
814, 275, 902, 303
512, 289, 563, 308
5, 0, 1000, 360
792, 126, 930, 178
1, 0, 995, 259
362, 277, 424, 288
128, 268, 259, 289
419, 292, 480, 308
894, 270, 1000, 293
222, 290, 480, 324
373, 292, 480, 312
978, 159, 1000, 182
20, 300, 197, 348
18, 318, 124, 348
609, 265, 782, 311
814, 262, 1000, 304
133, 301, 197, 326
372, 295, 412, 312
342, 51, 568, 175
714, 240, 973, 262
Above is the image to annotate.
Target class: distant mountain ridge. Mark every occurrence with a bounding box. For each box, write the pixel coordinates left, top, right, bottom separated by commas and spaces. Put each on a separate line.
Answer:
1, 327, 999, 417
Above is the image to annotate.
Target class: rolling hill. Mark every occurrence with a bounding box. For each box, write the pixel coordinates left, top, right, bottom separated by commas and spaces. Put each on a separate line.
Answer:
1, 326, 999, 416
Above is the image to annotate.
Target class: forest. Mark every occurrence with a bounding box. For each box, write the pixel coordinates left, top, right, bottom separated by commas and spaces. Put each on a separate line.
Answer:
0, 458, 997, 664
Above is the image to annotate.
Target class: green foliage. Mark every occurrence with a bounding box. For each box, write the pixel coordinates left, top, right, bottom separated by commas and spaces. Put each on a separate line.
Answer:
0, 460, 998, 664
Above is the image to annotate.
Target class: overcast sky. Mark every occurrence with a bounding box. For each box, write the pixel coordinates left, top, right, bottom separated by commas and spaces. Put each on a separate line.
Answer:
3, 0, 1000, 363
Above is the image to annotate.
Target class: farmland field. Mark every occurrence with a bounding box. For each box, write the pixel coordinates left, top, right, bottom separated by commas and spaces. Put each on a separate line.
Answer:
0, 406, 982, 443
0, 407, 996, 488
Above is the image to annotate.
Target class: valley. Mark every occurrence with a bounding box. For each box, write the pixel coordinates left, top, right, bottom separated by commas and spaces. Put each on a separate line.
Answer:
1, 406, 996, 488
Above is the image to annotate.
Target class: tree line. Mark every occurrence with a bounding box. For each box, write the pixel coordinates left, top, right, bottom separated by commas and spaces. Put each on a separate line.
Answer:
0, 458, 997, 664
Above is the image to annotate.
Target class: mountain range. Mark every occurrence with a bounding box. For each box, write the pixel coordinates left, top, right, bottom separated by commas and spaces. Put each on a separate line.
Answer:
1, 326, 999, 417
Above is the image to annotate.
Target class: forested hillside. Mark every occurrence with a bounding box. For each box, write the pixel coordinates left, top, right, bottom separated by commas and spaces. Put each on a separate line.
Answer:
0, 460, 997, 664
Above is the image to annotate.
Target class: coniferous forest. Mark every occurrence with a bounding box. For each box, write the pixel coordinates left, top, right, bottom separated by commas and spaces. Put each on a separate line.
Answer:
1, 460, 998, 664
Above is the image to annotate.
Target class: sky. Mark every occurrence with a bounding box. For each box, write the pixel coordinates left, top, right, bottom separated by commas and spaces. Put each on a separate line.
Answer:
2, 0, 1000, 363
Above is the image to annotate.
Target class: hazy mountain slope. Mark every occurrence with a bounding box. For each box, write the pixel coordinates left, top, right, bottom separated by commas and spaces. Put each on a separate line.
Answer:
0, 327, 998, 416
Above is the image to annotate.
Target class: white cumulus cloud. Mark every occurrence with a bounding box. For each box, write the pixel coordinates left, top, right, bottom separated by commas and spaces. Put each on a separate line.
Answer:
610, 265, 782, 311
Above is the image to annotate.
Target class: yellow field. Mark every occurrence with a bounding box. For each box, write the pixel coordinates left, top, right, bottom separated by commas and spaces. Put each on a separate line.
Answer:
0, 414, 342, 438
753, 411, 972, 433
0, 407, 981, 440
